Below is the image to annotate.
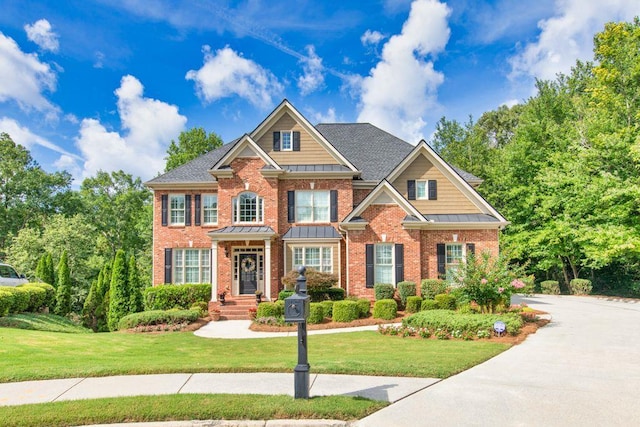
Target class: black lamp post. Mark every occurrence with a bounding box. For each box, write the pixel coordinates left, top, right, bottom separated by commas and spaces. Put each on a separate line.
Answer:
284, 266, 311, 399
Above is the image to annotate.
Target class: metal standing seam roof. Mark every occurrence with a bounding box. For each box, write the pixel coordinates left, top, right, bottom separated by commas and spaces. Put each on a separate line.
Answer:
282, 226, 342, 240
425, 214, 499, 223
208, 226, 276, 234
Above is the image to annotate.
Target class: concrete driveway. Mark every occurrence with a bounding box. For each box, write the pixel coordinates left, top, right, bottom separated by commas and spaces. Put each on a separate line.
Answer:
358, 294, 640, 427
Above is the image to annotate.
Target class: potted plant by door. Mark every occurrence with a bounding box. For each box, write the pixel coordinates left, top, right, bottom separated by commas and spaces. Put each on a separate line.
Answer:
218, 291, 226, 306
255, 290, 263, 305
210, 308, 221, 321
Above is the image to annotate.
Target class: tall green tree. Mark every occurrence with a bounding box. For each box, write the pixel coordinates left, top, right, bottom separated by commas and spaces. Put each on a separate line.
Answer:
164, 127, 223, 172
108, 250, 129, 331
95, 262, 112, 332
128, 255, 143, 313
54, 251, 72, 316
35, 252, 55, 286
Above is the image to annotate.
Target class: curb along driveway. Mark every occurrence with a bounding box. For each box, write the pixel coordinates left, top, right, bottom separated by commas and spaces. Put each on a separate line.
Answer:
358, 294, 640, 427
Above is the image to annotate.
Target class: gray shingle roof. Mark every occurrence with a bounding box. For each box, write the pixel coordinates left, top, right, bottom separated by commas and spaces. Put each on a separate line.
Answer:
315, 123, 413, 181
282, 226, 342, 240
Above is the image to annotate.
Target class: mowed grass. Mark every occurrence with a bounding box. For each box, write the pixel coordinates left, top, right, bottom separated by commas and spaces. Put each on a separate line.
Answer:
0, 394, 388, 427
0, 325, 510, 382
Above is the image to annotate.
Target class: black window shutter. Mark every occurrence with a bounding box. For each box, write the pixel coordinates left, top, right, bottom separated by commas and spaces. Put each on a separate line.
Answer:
365, 244, 374, 288
293, 131, 301, 151
164, 248, 172, 284
161, 195, 168, 226
407, 180, 416, 200
185, 195, 191, 226
194, 194, 201, 226
466, 243, 475, 256
428, 180, 438, 200
330, 190, 338, 222
288, 191, 295, 223
273, 132, 280, 151
437, 243, 446, 279
395, 244, 404, 284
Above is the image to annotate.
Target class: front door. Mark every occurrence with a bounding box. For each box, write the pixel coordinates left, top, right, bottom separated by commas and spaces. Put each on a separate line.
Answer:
239, 253, 258, 294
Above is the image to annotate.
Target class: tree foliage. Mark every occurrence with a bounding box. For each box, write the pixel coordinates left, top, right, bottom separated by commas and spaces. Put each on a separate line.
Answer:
164, 127, 223, 172
54, 250, 72, 316
108, 249, 129, 331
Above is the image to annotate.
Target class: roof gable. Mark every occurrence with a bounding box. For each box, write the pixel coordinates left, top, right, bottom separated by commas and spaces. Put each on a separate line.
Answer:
211, 134, 281, 172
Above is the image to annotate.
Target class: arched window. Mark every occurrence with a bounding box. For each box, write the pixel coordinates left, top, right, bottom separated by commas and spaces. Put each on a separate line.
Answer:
232, 192, 263, 223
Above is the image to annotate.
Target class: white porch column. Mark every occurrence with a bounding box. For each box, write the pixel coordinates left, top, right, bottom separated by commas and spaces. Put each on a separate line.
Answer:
264, 238, 271, 301
211, 241, 218, 302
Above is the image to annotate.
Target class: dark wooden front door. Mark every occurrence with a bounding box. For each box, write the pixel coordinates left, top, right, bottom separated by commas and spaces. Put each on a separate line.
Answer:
239, 253, 258, 294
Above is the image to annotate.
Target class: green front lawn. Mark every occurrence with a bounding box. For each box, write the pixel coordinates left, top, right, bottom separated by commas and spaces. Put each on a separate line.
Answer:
0, 326, 510, 382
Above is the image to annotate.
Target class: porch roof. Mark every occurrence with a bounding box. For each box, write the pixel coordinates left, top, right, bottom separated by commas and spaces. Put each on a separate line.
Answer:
425, 214, 500, 223
207, 226, 276, 241
282, 226, 342, 240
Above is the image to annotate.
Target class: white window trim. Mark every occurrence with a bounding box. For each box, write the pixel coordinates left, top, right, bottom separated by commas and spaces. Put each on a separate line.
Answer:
374, 243, 395, 285
280, 130, 293, 151
291, 245, 333, 273
173, 248, 211, 284
295, 190, 330, 223
416, 180, 431, 200
169, 194, 186, 226
232, 192, 264, 224
202, 194, 218, 225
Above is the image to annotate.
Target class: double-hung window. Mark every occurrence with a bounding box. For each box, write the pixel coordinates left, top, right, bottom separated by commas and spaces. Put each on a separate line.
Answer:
202, 194, 218, 225
173, 248, 210, 284
281, 131, 293, 151
416, 180, 436, 200
232, 192, 263, 223
293, 247, 332, 273
296, 191, 330, 223
445, 243, 464, 282
169, 194, 185, 225
374, 244, 394, 284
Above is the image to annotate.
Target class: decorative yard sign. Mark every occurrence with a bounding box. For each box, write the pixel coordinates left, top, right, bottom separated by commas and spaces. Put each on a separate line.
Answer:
284, 266, 311, 399
493, 320, 506, 336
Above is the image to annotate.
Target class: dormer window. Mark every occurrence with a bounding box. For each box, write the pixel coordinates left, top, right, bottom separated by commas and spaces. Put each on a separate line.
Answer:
232, 192, 264, 224
273, 131, 301, 151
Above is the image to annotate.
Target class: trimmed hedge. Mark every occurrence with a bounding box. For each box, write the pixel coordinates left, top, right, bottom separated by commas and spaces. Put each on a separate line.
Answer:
309, 287, 345, 302
308, 303, 325, 324
29, 283, 56, 309
332, 300, 359, 322
404, 309, 524, 335
373, 299, 397, 320
541, 280, 560, 295
421, 299, 439, 311
356, 298, 371, 318
435, 293, 457, 310
143, 284, 211, 311
257, 301, 284, 318
281, 269, 338, 290
320, 300, 334, 318
278, 290, 295, 300
421, 279, 449, 299
374, 283, 395, 301
397, 281, 416, 307
4, 287, 30, 313
0, 289, 14, 316
405, 296, 423, 313
570, 278, 592, 295
118, 309, 200, 330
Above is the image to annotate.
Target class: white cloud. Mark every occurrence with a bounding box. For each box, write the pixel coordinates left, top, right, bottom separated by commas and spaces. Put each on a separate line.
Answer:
186, 45, 283, 108
509, 0, 640, 81
0, 32, 58, 114
311, 107, 338, 124
361, 30, 385, 46
297, 45, 324, 95
75, 75, 187, 181
24, 19, 59, 53
356, 0, 451, 143
0, 117, 77, 158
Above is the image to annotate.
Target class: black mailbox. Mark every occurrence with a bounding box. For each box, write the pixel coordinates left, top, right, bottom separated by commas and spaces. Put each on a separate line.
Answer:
285, 292, 309, 322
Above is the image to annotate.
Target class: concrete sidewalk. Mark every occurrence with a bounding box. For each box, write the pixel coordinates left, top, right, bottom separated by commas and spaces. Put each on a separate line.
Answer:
0, 373, 439, 407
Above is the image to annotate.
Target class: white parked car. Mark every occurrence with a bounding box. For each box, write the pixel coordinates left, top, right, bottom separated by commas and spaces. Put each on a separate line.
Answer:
0, 263, 29, 286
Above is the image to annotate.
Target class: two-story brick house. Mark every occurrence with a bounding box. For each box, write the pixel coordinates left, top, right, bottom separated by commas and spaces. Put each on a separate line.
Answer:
145, 100, 508, 309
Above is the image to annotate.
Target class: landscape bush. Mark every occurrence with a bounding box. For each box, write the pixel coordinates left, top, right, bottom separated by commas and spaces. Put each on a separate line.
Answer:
405, 296, 423, 313
281, 269, 338, 290
309, 287, 345, 302
374, 283, 395, 301
397, 281, 416, 307
434, 293, 457, 310
118, 309, 200, 330
18, 285, 47, 312
540, 280, 560, 295
404, 309, 524, 335
421, 299, 439, 311
373, 299, 398, 320
332, 300, 359, 322
278, 290, 294, 300
256, 301, 283, 318
356, 298, 371, 318
308, 303, 325, 324
0, 289, 14, 316
420, 279, 449, 299
143, 284, 211, 310
569, 278, 592, 295
189, 301, 208, 317
4, 287, 30, 313
29, 283, 56, 309
320, 300, 334, 318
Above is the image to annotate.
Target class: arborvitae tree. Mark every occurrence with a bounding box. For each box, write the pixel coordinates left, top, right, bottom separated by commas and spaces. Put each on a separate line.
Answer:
108, 250, 129, 331
82, 273, 101, 331
128, 255, 143, 314
96, 262, 112, 332
54, 250, 72, 316
35, 254, 47, 283
42, 253, 55, 287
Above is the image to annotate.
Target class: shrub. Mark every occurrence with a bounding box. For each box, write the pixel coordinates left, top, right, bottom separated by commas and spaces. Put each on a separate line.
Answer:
397, 281, 416, 307
405, 296, 422, 313
540, 280, 560, 295
421, 299, 439, 310
374, 283, 395, 301
420, 279, 449, 299
29, 283, 56, 309
278, 289, 295, 300
373, 299, 398, 320
281, 269, 338, 291
143, 284, 212, 310
256, 301, 283, 318
570, 279, 592, 295
309, 287, 345, 302
517, 275, 536, 295
308, 303, 324, 324
332, 300, 359, 322
0, 290, 14, 316
17, 285, 47, 312
5, 287, 30, 313
320, 300, 334, 318
190, 301, 209, 317
118, 309, 200, 330
404, 309, 523, 336
435, 293, 457, 310
356, 298, 371, 318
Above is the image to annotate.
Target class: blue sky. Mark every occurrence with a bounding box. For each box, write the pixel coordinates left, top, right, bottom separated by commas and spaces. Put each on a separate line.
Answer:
1, 0, 639, 184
